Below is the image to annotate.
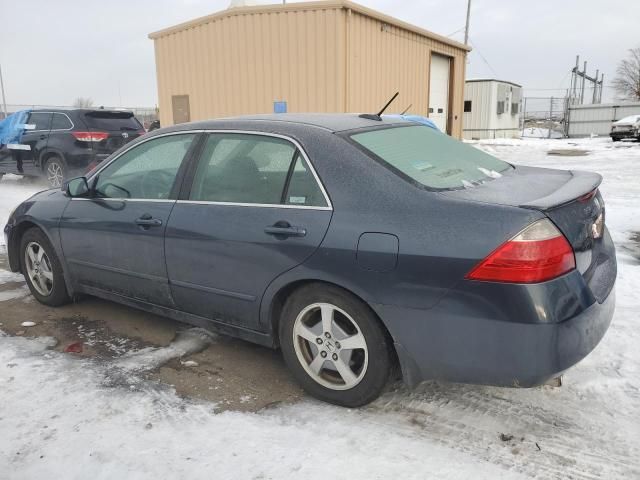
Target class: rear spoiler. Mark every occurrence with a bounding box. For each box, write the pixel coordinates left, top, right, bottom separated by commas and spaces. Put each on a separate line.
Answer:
519, 170, 602, 211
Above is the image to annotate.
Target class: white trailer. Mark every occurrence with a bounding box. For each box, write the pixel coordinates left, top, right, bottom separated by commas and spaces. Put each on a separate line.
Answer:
463, 79, 522, 140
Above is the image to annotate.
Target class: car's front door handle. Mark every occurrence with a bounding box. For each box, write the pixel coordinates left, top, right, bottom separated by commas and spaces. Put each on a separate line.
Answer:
264, 222, 307, 238
135, 215, 163, 227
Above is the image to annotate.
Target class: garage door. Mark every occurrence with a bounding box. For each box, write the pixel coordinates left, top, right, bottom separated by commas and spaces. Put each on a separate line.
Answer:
429, 54, 450, 133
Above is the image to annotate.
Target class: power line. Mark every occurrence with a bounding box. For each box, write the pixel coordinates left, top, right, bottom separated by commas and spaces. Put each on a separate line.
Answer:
446, 26, 465, 37
467, 38, 499, 77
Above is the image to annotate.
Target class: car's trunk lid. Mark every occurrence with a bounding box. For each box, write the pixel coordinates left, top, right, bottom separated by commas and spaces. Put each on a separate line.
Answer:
442, 166, 615, 301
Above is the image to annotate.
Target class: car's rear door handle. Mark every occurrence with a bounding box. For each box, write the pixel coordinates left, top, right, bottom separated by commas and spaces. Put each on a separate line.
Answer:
135, 214, 163, 227
264, 221, 306, 238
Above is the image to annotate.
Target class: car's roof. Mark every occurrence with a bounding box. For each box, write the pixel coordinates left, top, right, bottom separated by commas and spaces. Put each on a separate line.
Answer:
170, 113, 412, 134
614, 115, 640, 124
30, 108, 134, 115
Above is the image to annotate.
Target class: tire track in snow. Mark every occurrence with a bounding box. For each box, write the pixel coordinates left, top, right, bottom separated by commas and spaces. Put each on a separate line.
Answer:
364, 382, 640, 479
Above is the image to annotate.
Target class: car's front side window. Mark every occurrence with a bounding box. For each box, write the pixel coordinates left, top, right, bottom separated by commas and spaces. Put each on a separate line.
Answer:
94, 133, 196, 200
27, 112, 52, 132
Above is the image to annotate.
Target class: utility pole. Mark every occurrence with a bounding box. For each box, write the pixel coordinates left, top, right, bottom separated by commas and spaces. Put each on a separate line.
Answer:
0, 64, 8, 119
464, 0, 472, 44
548, 97, 553, 139
580, 61, 587, 104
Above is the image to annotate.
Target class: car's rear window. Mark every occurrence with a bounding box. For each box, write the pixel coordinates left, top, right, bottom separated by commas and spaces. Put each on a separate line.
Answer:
349, 125, 512, 190
83, 111, 142, 131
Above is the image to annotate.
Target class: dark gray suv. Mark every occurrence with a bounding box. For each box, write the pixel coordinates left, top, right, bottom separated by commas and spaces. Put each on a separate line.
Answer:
0, 109, 144, 186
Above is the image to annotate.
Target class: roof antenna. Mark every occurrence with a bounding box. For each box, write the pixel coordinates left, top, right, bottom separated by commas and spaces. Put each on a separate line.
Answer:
359, 92, 399, 121
400, 104, 412, 115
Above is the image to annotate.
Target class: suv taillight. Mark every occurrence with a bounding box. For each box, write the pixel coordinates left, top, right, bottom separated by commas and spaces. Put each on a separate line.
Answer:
72, 131, 109, 142
466, 219, 575, 283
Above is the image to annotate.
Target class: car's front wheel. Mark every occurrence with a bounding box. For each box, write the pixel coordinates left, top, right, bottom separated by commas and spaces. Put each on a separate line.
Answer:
45, 156, 65, 187
279, 284, 393, 407
20, 227, 70, 306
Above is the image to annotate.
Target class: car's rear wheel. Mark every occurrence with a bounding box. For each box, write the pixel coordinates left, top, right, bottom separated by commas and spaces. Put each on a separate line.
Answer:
20, 227, 70, 306
45, 156, 65, 187
279, 284, 393, 407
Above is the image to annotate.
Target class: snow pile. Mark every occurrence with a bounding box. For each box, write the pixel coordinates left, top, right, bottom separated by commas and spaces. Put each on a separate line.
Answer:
114, 328, 216, 372
0, 175, 45, 246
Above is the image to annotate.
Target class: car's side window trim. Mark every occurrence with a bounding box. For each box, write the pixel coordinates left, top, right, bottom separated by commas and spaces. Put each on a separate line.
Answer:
27, 111, 74, 132
84, 129, 332, 210
179, 130, 332, 211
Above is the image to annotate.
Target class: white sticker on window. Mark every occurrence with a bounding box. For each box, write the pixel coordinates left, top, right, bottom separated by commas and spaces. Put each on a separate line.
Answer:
289, 196, 307, 204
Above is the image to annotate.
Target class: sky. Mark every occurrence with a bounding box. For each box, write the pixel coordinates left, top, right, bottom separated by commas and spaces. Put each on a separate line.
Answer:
1, 0, 638, 108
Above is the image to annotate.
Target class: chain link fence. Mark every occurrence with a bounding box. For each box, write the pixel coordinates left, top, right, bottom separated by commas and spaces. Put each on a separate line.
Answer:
520, 97, 568, 139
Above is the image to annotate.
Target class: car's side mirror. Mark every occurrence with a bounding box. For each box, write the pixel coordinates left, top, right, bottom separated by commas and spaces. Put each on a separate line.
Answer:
65, 176, 90, 197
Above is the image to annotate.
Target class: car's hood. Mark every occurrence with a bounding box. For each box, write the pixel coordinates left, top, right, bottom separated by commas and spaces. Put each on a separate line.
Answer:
612, 120, 639, 126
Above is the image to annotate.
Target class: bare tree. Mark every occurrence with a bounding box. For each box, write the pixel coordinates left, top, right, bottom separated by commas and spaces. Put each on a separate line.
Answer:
73, 97, 94, 108
612, 47, 640, 101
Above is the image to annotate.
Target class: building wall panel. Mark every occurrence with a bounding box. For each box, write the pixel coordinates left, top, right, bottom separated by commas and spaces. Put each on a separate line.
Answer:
345, 10, 465, 136
153, 6, 348, 126
567, 102, 640, 137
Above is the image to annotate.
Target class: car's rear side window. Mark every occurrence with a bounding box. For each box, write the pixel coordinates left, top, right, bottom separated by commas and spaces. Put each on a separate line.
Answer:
189, 133, 328, 207
51, 113, 73, 130
83, 111, 142, 131
349, 125, 511, 190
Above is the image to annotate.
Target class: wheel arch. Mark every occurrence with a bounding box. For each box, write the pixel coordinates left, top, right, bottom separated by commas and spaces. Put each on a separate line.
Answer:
263, 278, 399, 369
39, 149, 67, 171
8, 219, 76, 297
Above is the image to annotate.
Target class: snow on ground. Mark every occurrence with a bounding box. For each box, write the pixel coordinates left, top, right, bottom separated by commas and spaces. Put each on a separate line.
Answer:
1, 139, 640, 479
0, 175, 47, 247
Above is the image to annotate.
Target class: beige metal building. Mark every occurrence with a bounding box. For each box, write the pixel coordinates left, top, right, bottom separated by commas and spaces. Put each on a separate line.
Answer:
149, 1, 470, 137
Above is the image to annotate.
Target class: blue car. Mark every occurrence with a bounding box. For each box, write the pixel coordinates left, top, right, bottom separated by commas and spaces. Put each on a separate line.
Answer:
3, 114, 616, 407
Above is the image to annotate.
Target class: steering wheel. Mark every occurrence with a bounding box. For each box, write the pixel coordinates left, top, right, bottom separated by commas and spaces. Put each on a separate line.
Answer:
141, 170, 175, 199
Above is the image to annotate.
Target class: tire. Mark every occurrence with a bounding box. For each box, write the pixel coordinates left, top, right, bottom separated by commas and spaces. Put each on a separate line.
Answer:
44, 155, 65, 188
20, 227, 70, 307
279, 283, 393, 407
611, 137, 620, 142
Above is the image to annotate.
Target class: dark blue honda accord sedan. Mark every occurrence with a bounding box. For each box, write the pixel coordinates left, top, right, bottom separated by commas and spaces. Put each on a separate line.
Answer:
3, 114, 616, 406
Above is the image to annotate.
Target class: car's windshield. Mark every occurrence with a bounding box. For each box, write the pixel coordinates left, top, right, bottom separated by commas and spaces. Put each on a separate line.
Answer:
83, 111, 142, 131
349, 125, 512, 190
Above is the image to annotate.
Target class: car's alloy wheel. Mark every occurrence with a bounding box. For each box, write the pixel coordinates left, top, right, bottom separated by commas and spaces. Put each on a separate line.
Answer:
45, 157, 64, 187
20, 227, 70, 307
24, 241, 54, 296
293, 302, 369, 390
280, 284, 393, 407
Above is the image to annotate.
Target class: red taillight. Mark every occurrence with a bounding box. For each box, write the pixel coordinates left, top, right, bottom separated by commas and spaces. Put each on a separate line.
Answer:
72, 131, 109, 142
578, 189, 597, 203
466, 219, 575, 283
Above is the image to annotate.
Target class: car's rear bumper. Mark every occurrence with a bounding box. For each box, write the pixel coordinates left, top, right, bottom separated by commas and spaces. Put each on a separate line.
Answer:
377, 286, 615, 388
